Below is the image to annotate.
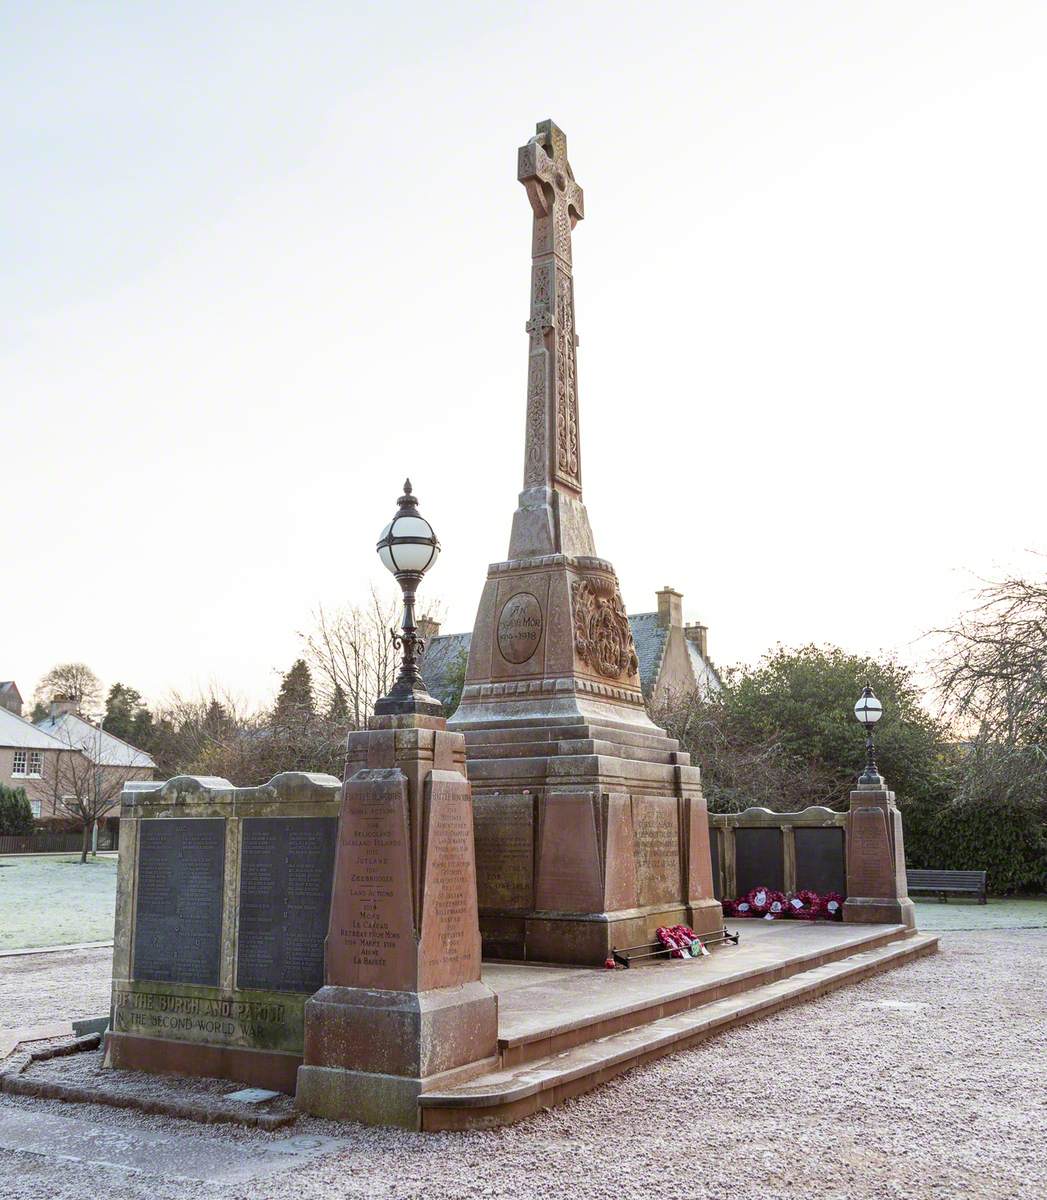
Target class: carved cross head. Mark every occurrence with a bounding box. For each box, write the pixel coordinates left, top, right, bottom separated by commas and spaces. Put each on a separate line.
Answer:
518, 119, 585, 243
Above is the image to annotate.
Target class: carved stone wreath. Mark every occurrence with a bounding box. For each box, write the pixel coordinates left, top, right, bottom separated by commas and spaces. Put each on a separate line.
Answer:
572, 575, 639, 680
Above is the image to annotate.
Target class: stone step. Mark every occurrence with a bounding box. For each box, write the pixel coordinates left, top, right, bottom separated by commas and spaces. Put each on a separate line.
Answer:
465, 738, 682, 765
463, 722, 682, 754
494, 923, 913, 1067
465, 753, 693, 789
419, 932, 938, 1130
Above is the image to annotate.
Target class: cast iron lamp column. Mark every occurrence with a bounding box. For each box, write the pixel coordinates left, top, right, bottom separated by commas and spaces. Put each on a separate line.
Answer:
854, 684, 884, 786
374, 479, 443, 716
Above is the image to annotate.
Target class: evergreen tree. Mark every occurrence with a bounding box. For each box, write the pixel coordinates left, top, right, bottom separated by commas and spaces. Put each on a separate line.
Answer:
274, 660, 315, 726
327, 683, 349, 723
104, 683, 154, 747
0, 784, 34, 835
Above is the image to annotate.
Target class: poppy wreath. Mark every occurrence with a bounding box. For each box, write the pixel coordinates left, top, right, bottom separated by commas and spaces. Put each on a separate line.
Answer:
786, 889, 822, 920
822, 891, 845, 920
656, 924, 704, 958
746, 886, 788, 917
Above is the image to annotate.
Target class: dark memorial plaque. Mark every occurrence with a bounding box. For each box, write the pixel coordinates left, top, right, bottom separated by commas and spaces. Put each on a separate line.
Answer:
734, 827, 784, 895
709, 826, 721, 900
236, 816, 338, 994
794, 827, 846, 896
133, 818, 225, 987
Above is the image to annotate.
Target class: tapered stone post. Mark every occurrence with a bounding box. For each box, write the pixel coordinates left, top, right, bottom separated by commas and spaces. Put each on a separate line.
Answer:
843, 778, 916, 928
295, 713, 498, 1127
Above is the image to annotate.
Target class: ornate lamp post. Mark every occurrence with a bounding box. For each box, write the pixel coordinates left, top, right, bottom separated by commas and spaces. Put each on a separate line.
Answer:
853, 684, 884, 786
374, 479, 443, 716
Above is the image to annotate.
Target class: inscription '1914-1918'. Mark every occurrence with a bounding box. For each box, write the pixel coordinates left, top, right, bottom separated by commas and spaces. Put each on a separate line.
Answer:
497, 592, 543, 664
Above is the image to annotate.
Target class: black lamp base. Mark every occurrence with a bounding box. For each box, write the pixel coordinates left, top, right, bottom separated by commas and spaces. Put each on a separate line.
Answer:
373, 674, 444, 717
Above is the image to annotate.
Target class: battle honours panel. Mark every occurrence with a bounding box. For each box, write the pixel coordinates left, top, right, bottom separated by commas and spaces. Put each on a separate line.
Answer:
237, 816, 338, 993
132, 817, 226, 987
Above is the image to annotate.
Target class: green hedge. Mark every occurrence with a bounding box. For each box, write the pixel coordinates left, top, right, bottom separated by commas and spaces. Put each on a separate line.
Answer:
901, 794, 1047, 894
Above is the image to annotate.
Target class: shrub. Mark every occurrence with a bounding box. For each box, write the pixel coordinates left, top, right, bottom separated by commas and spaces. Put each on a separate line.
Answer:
0, 784, 35, 836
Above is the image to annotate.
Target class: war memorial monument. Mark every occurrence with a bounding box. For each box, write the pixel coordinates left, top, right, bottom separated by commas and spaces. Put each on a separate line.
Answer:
100, 121, 935, 1131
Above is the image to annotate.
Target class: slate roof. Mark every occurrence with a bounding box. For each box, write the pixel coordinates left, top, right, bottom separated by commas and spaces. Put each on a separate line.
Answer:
0, 705, 69, 751
686, 638, 722, 696
420, 632, 471, 708
628, 613, 671, 694
33, 712, 157, 770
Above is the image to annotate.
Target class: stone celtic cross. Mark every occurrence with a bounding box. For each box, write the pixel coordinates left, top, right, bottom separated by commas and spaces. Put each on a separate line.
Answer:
518, 120, 585, 496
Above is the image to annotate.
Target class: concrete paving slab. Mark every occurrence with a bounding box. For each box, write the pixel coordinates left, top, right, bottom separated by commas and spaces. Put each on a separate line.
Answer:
0, 1106, 350, 1182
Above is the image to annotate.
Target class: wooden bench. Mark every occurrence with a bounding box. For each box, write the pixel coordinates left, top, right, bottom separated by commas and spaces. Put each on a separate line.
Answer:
907, 869, 987, 904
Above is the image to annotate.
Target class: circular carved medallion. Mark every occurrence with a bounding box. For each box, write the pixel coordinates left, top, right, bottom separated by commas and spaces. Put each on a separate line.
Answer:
497, 592, 543, 664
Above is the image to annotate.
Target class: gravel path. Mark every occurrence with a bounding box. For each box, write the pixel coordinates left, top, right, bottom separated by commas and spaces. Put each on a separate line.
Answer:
0, 948, 113, 1031
1, 930, 1044, 1200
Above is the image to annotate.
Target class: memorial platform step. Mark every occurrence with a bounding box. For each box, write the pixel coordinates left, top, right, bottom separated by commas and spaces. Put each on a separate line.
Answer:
421, 925, 938, 1129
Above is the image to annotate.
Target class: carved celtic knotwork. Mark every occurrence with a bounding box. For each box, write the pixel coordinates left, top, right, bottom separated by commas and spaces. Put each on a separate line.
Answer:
572, 576, 639, 680
554, 278, 579, 486
525, 356, 546, 485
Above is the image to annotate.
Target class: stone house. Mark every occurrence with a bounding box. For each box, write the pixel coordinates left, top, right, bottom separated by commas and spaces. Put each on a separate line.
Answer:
0, 704, 69, 818
420, 587, 721, 711
0, 686, 156, 822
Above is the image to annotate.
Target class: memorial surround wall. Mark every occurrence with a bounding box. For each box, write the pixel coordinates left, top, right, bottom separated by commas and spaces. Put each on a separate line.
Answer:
106, 771, 343, 1093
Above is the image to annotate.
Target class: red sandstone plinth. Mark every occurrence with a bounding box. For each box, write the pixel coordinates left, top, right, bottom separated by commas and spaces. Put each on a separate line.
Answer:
843, 780, 916, 928
295, 715, 497, 1127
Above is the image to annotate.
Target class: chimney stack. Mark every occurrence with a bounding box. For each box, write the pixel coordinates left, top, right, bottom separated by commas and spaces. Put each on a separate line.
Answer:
417, 614, 441, 642
684, 622, 709, 659
48, 697, 79, 719
656, 587, 683, 629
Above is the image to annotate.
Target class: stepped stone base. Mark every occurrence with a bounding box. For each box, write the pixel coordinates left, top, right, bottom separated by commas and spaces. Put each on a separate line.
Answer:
295, 982, 498, 1128
454, 700, 723, 964
419, 921, 937, 1129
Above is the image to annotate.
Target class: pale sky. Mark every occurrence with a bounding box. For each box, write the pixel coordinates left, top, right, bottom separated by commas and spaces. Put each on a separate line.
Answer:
3, 2, 1045, 710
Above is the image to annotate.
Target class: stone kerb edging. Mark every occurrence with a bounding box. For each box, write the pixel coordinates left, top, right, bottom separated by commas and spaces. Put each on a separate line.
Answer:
121, 771, 342, 809
0, 1033, 296, 1130
709, 805, 846, 828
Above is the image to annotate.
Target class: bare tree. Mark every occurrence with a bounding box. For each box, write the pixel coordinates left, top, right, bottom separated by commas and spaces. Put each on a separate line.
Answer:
35, 662, 102, 712
299, 588, 403, 728
933, 563, 1047, 744
41, 748, 128, 864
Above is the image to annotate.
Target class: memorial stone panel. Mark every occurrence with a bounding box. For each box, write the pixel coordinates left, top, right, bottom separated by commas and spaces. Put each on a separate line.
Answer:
473, 794, 534, 910
133, 818, 225, 987
734, 827, 784, 895
633, 797, 681, 907
794, 827, 846, 896
237, 816, 338, 994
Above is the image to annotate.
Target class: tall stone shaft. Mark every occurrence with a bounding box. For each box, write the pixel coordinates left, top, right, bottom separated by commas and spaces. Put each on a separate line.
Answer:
510, 119, 595, 561
449, 120, 722, 965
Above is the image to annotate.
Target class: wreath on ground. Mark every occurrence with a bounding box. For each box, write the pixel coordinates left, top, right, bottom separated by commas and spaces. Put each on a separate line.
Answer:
655, 924, 708, 958
787, 889, 822, 920
722, 887, 844, 921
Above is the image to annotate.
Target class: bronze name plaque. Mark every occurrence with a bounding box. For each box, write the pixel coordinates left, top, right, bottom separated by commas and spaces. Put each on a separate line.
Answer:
496, 592, 543, 664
